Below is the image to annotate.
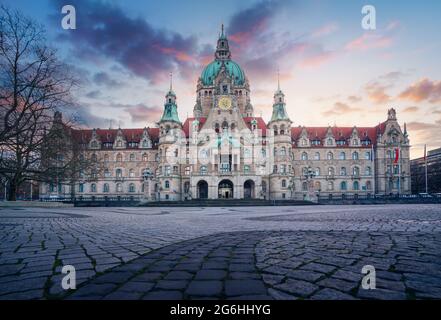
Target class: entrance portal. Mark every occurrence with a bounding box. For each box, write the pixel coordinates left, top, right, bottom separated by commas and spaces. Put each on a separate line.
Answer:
218, 180, 234, 199
197, 180, 208, 199
244, 180, 255, 199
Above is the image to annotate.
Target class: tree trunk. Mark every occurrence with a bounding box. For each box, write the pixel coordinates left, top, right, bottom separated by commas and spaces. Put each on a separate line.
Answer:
7, 181, 17, 201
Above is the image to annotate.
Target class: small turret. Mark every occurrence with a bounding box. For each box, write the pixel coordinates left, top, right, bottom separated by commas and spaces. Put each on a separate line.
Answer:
159, 73, 181, 124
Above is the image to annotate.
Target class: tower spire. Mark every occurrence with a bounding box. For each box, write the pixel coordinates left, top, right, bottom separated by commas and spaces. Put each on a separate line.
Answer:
277, 68, 280, 91
169, 71, 173, 91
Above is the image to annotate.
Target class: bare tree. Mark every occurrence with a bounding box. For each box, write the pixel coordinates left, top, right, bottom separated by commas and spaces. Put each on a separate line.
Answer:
0, 6, 79, 200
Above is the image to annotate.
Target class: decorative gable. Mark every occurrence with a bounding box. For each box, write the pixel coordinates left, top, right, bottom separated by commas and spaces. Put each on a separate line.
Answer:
89, 128, 101, 149
113, 128, 127, 149
349, 126, 360, 146
140, 127, 152, 149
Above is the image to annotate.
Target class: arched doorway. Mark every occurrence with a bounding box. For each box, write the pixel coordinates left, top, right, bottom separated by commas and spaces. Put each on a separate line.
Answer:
218, 179, 234, 199
197, 180, 208, 199
244, 180, 255, 199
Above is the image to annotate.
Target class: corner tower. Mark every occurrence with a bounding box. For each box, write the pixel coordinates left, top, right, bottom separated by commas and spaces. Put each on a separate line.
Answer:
267, 74, 293, 199
157, 73, 183, 201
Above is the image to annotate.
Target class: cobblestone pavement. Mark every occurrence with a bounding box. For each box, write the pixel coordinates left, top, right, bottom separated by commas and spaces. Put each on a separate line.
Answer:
0, 204, 440, 300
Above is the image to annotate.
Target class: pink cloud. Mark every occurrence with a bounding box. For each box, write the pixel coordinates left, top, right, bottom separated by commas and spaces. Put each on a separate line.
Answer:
345, 33, 393, 51
322, 102, 361, 117
311, 23, 339, 38
398, 78, 441, 103
298, 51, 336, 68
365, 81, 391, 104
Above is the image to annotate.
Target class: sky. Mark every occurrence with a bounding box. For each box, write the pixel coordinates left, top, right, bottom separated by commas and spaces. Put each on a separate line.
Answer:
1, 0, 441, 159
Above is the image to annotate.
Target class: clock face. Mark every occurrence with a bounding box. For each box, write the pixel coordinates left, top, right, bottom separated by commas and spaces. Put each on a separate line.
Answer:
218, 96, 232, 110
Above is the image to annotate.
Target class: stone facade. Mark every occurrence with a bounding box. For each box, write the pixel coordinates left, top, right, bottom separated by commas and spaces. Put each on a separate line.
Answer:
39, 29, 411, 201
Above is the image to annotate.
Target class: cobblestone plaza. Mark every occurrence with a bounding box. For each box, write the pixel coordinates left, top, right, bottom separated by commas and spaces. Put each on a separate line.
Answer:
1, 204, 440, 300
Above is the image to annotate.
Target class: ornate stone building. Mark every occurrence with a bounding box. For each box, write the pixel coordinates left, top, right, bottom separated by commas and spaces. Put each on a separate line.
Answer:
39, 28, 411, 201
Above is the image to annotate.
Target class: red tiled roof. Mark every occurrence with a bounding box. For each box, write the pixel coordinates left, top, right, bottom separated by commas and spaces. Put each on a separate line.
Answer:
70, 119, 388, 149
182, 117, 207, 137
72, 128, 159, 148
243, 117, 267, 136
290, 124, 385, 148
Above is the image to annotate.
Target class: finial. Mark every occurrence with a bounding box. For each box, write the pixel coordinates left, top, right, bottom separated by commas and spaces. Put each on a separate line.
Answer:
221, 24, 224, 37
277, 68, 280, 91
169, 72, 173, 91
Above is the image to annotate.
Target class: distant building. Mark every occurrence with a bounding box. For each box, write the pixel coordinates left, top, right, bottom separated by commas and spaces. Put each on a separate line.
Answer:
411, 147, 441, 194
39, 27, 411, 201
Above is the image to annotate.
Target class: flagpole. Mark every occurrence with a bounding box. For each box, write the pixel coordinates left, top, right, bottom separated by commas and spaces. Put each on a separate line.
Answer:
424, 144, 428, 193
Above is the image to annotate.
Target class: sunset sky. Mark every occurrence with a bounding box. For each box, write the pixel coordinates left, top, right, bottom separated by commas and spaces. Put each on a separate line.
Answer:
2, 0, 441, 159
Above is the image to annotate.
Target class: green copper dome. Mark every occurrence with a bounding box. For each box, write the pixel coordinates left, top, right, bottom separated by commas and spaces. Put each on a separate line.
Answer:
270, 103, 290, 122
201, 60, 245, 86
160, 102, 181, 124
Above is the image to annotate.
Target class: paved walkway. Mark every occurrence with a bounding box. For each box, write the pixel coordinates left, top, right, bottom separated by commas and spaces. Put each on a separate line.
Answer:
0, 204, 440, 299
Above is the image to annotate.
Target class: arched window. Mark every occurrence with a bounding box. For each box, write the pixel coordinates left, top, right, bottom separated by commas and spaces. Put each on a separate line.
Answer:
273, 125, 278, 135
327, 138, 333, 146
282, 179, 287, 188
103, 183, 109, 193
104, 169, 111, 177
301, 152, 308, 161
185, 166, 191, 176
352, 151, 359, 160
365, 151, 371, 160
116, 153, 123, 162
280, 147, 286, 156
302, 167, 308, 175
365, 166, 372, 176
129, 169, 135, 177
273, 147, 277, 156
78, 183, 84, 193
142, 153, 148, 162
262, 181, 267, 192
164, 181, 170, 189
315, 167, 320, 176
353, 167, 360, 176
200, 166, 207, 175
273, 165, 277, 173
327, 152, 334, 160
130, 154, 135, 161
302, 182, 308, 191
328, 167, 335, 176
339, 152, 346, 160
116, 169, 122, 177
314, 152, 320, 160
340, 181, 347, 191
116, 183, 123, 192
127, 183, 134, 193
340, 167, 347, 176
314, 181, 321, 191
280, 125, 285, 135
328, 181, 334, 191
353, 181, 359, 190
